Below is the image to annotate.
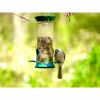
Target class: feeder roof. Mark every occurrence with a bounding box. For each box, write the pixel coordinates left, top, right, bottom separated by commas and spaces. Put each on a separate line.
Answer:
35, 16, 55, 21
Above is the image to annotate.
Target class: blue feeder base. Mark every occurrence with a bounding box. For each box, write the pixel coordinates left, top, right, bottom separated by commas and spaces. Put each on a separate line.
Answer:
35, 62, 55, 68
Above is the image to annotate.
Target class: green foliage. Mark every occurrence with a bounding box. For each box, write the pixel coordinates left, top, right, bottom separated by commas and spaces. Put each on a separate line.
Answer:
0, 68, 23, 87
71, 41, 100, 87
0, 13, 13, 43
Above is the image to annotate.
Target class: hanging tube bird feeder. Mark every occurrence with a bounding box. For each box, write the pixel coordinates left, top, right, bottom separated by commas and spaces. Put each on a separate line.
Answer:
35, 16, 55, 68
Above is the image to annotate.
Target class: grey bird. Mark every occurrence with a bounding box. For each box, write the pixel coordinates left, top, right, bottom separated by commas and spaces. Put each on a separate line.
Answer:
55, 49, 65, 79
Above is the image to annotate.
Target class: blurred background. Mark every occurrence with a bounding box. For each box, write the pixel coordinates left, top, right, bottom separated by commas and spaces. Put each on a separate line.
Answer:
0, 13, 100, 87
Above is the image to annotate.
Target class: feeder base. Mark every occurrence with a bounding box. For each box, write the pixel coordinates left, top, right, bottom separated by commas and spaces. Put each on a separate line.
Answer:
35, 62, 55, 68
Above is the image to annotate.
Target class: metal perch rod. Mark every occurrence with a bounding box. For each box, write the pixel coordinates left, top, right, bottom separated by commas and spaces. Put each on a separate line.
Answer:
29, 60, 61, 64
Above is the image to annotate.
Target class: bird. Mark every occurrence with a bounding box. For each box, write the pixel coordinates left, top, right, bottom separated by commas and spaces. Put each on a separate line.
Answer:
36, 48, 41, 61
36, 48, 41, 56
54, 49, 65, 79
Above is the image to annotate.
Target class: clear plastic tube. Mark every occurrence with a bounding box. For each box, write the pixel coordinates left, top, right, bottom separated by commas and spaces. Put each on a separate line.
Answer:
37, 21, 54, 63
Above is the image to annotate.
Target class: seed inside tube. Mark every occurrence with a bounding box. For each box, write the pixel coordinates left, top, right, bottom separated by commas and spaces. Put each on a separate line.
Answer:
37, 37, 53, 62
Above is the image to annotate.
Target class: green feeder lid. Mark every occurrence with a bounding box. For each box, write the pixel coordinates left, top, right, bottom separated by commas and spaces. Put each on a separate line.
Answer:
35, 16, 55, 21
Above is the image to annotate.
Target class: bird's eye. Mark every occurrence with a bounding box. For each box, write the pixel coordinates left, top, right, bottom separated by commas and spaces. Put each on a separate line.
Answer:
55, 51, 57, 54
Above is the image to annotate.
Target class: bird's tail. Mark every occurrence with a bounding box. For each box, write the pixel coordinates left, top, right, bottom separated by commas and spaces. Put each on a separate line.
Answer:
57, 64, 62, 79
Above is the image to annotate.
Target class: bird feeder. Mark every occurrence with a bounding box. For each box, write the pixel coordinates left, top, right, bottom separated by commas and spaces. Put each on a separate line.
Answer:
34, 16, 55, 68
